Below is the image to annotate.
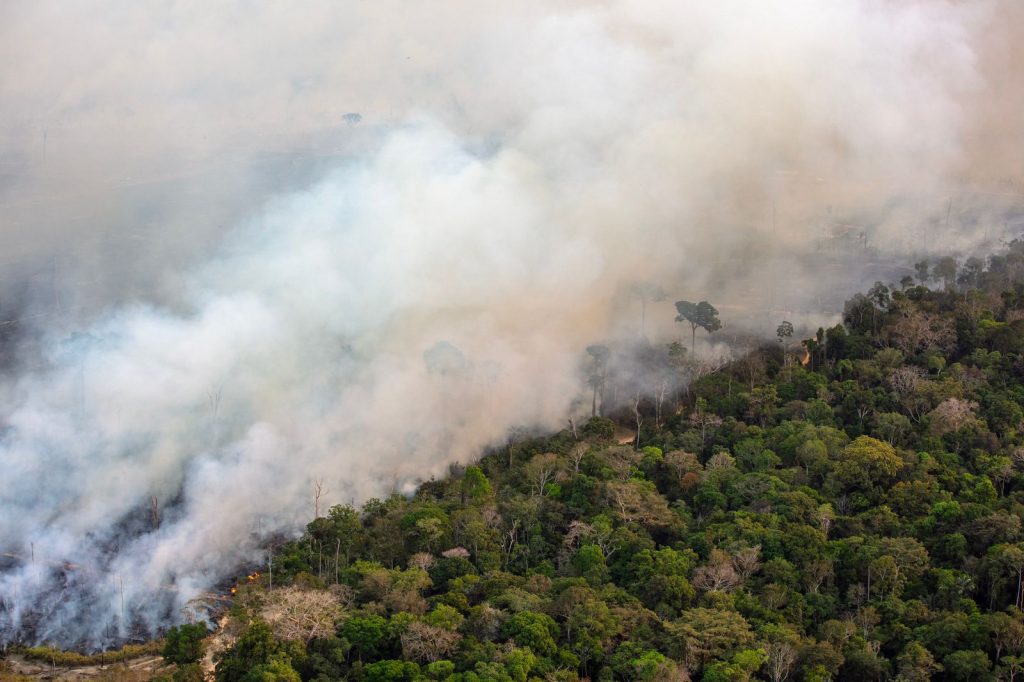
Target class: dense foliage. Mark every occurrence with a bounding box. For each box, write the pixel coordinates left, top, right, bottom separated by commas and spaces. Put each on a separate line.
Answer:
216, 244, 1024, 681
163, 624, 208, 666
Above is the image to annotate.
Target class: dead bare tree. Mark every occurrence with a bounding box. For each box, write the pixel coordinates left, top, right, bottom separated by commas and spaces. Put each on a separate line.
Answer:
400, 621, 461, 662
692, 550, 742, 592
591, 523, 619, 560
506, 425, 527, 469
525, 454, 559, 497
501, 519, 520, 569
558, 520, 595, 571
632, 390, 643, 450
690, 402, 723, 450
150, 496, 161, 530
207, 387, 222, 417
261, 586, 344, 643
765, 641, 799, 682
313, 478, 327, 519
818, 504, 835, 538
207, 385, 223, 448
928, 397, 980, 436
569, 443, 588, 475
804, 559, 834, 594
731, 545, 762, 581
654, 377, 670, 429
665, 450, 701, 484
606, 480, 673, 527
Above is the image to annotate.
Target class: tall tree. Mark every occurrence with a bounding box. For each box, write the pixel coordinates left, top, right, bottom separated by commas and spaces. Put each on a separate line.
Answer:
934, 256, 958, 290
776, 320, 794, 345
630, 281, 667, 338
777, 320, 795, 378
867, 281, 891, 333
914, 259, 930, 284
586, 344, 610, 417
674, 300, 722, 353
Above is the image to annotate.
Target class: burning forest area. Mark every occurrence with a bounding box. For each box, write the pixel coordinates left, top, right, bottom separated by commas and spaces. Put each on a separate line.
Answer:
4, 1, 1024, 681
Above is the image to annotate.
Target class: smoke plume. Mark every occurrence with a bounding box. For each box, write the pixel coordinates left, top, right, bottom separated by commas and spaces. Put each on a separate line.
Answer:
1, 0, 1022, 646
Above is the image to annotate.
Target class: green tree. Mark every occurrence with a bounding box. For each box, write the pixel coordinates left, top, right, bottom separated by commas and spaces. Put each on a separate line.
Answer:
363, 659, 421, 682
832, 435, 902, 494
943, 649, 993, 682
306, 503, 364, 580
622, 547, 695, 613
503, 611, 559, 657
552, 586, 619, 673
867, 281, 891, 332
461, 465, 493, 504
215, 621, 289, 682
895, 641, 941, 682
609, 642, 680, 682
988, 544, 1024, 610
425, 661, 456, 680
667, 608, 755, 670
243, 659, 302, 682
341, 615, 389, 661
163, 623, 208, 666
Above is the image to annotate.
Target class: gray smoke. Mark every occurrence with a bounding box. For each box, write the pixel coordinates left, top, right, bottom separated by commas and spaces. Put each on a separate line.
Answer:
1, 0, 1022, 647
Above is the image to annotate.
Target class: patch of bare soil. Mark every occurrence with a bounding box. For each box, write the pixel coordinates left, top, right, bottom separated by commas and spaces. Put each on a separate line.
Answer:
3, 654, 171, 681
200, 614, 238, 679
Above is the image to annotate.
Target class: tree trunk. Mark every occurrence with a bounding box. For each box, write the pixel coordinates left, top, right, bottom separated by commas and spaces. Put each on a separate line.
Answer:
633, 393, 643, 450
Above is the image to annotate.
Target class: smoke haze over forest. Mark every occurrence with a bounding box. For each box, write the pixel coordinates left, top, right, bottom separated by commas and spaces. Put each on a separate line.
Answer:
2, 0, 1024, 646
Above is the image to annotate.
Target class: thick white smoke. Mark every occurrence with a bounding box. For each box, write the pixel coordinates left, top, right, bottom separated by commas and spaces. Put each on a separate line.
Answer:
1, 0, 1021, 646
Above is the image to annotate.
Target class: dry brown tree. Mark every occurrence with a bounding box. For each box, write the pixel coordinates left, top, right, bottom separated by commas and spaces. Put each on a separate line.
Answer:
261, 586, 344, 643
400, 621, 462, 662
